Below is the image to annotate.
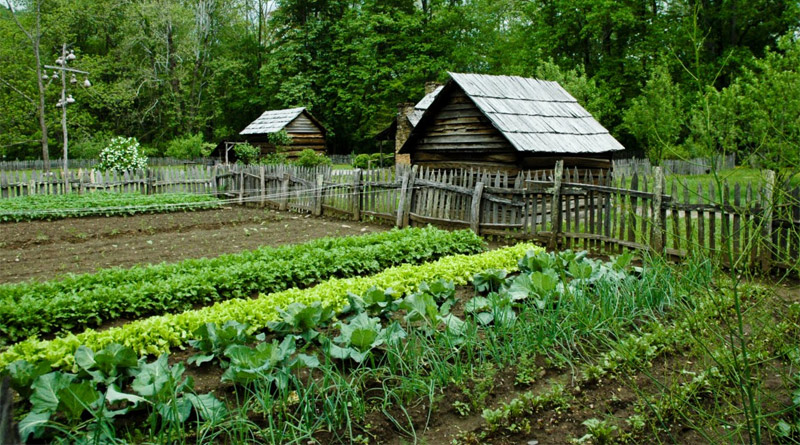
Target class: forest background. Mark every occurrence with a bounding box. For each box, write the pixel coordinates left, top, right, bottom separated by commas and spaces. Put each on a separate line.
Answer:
1, 0, 799, 169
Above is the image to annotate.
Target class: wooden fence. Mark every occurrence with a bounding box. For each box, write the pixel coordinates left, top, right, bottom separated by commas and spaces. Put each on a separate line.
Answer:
0, 157, 210, 171
214, 162, 797, 273
613, 154, 736, 177
0, 166, 219, 198
1, 161, 797, 272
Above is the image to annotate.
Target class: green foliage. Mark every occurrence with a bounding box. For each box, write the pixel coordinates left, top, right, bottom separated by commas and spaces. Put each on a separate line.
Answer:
7, 344, 225, 443
292, 149, 331, 167
165, 133, 215, 159
0, 192, 220, 222
188, 321, 263, 368
221, 336, 318, 387
0, 226, 484, 345
0, 242, 533, 370
262, 152, 289, 165
352, 152, 393, 169
327, 313, 403, 363
352, 153, 371, 169
266, 301, 335, 342
266, 130, 293, 149
97, 137, 148, 172
233, 142, 259, 165
623, 64, 683, 166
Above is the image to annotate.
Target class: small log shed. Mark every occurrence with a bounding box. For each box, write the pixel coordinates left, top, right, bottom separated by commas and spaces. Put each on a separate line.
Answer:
216, 107, 327, 162
396, 73, 625, 176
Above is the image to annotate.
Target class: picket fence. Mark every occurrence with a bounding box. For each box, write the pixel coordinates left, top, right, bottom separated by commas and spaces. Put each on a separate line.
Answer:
613, 154, 736, 177
1, 162, 797, 273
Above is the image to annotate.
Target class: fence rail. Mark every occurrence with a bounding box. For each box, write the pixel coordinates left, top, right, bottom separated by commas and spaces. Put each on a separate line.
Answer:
613, 154, 736, 177
1, 161, 796, 273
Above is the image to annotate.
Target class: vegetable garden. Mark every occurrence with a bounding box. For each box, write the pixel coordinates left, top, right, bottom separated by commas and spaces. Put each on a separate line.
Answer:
1, 220, 798, 443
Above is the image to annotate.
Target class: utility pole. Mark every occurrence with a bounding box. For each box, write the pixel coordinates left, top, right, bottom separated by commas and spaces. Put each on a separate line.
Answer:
43, 44, 91, 190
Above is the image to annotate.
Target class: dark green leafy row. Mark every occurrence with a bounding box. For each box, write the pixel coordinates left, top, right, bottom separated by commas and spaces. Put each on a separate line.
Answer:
0, 191, 221, 222
0, 227, 485, 345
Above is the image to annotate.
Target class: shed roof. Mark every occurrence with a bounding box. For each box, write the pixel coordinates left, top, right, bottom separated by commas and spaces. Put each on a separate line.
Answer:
240, 107, 324, 135
408, 85, 444, 127
402, 73, 624, 154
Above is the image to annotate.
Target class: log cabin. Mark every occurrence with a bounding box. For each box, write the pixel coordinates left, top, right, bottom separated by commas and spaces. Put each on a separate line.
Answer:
396, 73, 624, 176
230, 107, 327, 161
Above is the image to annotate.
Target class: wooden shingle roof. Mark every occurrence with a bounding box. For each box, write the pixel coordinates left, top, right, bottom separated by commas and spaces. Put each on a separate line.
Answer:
240, 107, 315, 135
402, 73, 624, 154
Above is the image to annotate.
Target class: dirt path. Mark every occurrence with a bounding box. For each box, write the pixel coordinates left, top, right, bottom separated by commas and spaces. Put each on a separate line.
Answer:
0, 207, 388, 283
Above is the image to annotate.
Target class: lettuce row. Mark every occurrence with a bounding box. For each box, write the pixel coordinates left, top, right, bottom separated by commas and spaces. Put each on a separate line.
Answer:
0, 243, 541, 370
0, 226, 484, 344
0, 191, 221, 222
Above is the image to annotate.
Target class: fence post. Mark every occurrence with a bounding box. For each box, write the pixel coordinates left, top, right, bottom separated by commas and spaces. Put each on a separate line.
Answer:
280, 173, 290, 211
550, 160, 564, 250
396, 170, 410, 227
761, 169, 776, 273
400, 165, 417, 228
313, 174, 325, 216
651, 166, 665, 253
238, 169, 244, 204
352, 169, 362, 221
470, 181, 484, 235
210, 166, 218, 197
259, 165, 266, 207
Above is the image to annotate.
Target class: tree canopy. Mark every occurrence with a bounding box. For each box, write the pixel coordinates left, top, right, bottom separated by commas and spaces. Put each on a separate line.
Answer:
1, 0, 799, 165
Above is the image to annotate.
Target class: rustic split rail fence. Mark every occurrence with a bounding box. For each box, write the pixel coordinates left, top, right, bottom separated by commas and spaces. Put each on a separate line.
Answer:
1, 162, 797, 273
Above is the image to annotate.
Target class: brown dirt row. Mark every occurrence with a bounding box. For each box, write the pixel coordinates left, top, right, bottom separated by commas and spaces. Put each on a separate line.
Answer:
0, 207, 388, 284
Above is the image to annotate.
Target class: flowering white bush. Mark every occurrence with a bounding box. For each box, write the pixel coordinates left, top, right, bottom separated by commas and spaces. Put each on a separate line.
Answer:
97, 136, 148, 172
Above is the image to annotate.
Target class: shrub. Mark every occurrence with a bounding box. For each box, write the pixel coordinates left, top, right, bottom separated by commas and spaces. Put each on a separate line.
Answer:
262, 153, 289, 165
352, 153, 371, 169
267, 130, 293, 152
97, 137, 148, 172
165, 133, 214, 159
352, 153, 393, 169
233, 142, 260, 165
293, 149, 331, 167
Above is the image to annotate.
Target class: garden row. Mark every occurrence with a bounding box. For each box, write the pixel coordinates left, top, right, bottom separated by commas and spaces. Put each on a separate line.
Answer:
0, 191, 221, 222
0, 226, 484, 346
3, 245, 799, 443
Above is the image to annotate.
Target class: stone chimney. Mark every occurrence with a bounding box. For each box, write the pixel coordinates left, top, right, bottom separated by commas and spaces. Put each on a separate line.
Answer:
425, 81, 442, 95
395, 102, 415, 165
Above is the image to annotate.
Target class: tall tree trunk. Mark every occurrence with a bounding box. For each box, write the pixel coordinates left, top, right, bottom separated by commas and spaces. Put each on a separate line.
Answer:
5, 0, 49, 170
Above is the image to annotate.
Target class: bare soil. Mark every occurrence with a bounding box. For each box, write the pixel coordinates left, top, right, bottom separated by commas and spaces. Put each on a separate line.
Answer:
0, 207, 387, 284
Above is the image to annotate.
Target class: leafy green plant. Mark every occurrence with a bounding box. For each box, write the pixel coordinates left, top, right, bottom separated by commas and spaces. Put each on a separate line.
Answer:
266, 129, 293, 149
0, 243, 535, 369
574, 418, 618, 444
0, 192, 220, 222
233, 142, 259, 164
221, 336, 318, 388
188, 321, 264, 367
0, 226, 484, 345
327, 313, 406, 363
292, 149, 331, 167
165, 133, 214, 159
266, 301, 335, 342
342, 286, 401, 318
473, 269, 507, 293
